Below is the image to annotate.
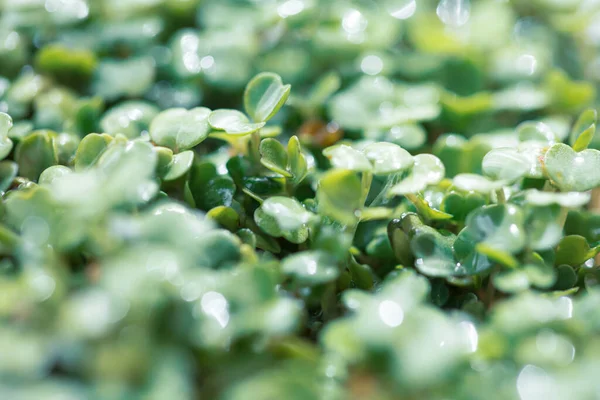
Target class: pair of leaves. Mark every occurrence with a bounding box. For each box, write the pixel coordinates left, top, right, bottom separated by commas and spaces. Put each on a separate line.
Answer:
208, 73, 291, 135
259, 136, 308, 184
148, 73, 291, 146
323, 142, 413, 175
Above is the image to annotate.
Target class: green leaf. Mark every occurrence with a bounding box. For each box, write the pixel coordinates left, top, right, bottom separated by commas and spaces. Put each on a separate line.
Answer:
524, 205, 563, 251
307, 71, 341, 107
525, 190, 590, 208
524, 262, 556, 289
260, 138, 291, 177
207, 206, 240, 231
493, 270, 530, 293
163, 150, 194, 181
282, 251, 339, 285
317, 169, 362, 226
100, 101, 159, 138
73, 133, 113, 170
149, 107, 211, 151
203, 177, 237, 210
553, 264, 578, 290
517, 121, 556, 143
155, 146, 174, 178
441, 191, 486, 222
389, 154, 445, 195
39, 165, 72, 185
555, 235, 600, 266
455, 204, 526, 274
287, 136, 308, 185
0, 112, 14, 161
362, 142, 414, 175
569, 108, 597, 152
453, 174, 507, 193
482, 148, 531, 182
0, 161, 18, 193
408, 193, 454, 221
257, 196, 314, 232
244, 72, 291, 123
35, 44, 97, 85
15, 131, 58, 181
543, 143, 600, 192
208, 109, 265, 135
323, 144, 372, 172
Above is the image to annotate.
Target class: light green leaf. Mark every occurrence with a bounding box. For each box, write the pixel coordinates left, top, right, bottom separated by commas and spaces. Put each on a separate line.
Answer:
455, 204, 526, 274
453, 174, 507, 193
323, 144, 372, 172
149, 107, 211, 151
0, 112, 14, 161
569, 108, 597, 152
287, 136, 308, 184
390, 154, 445, 195
517, 121, 556, 143
163, 150, 194, 181
362, 142, 414, 175
100, 101, 159, 138
209, 109, 265, 135
259, 196, 314, 232
525, 190, 591, 208
39, 165, 72, 185
482, 148, 531, 182
15, 131, 58, 181
317, 169, 363, 226
555, 235, 600, 266
493, 270, 530, 293
244, 72, 291, 123
543, 143, 600, 192
73, 133, 113, 171
260, 138, 290, 177
282, 251, 339, 285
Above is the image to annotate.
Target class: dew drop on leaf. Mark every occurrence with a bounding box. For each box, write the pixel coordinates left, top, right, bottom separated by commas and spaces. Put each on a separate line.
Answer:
436, 0, 471, 28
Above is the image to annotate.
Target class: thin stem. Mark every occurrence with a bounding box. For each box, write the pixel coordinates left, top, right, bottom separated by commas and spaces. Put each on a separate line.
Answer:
557, 206, 569, 232
543, 180, 555, 192
249, 130, 261, 164
495, 188, 506, 204
359, 171, 373, 207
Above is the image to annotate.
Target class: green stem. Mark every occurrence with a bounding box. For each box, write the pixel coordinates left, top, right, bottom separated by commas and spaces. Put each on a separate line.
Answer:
249, 130, 261, 165
557, 207, 569, 232
495, 188, 506, 204
360, 171, 373, 207
543, 180, 555, 192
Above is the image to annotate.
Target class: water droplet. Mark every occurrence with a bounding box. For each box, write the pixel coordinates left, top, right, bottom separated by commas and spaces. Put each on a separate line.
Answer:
201, 291, 230, 328
516, 365, 557, 400
378, 300, 404, 327
360, 55, 383, 75
516, 54, 538, 76
30, 273, 55, 302
384, 0, 416, 20
459, 321, 478, 352
436, 0, 471, 28
278, 0, 305, 18
342, 9, 368, 34
200, 55, 215, 70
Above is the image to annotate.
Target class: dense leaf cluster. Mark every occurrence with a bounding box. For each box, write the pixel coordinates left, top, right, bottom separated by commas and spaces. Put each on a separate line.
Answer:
2, 0, 600, 399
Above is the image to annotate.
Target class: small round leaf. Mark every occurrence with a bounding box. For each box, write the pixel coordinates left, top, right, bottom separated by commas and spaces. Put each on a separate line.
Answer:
244, 72, 291, 123
149, 107, 211, 151
362, 142, 414, 175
